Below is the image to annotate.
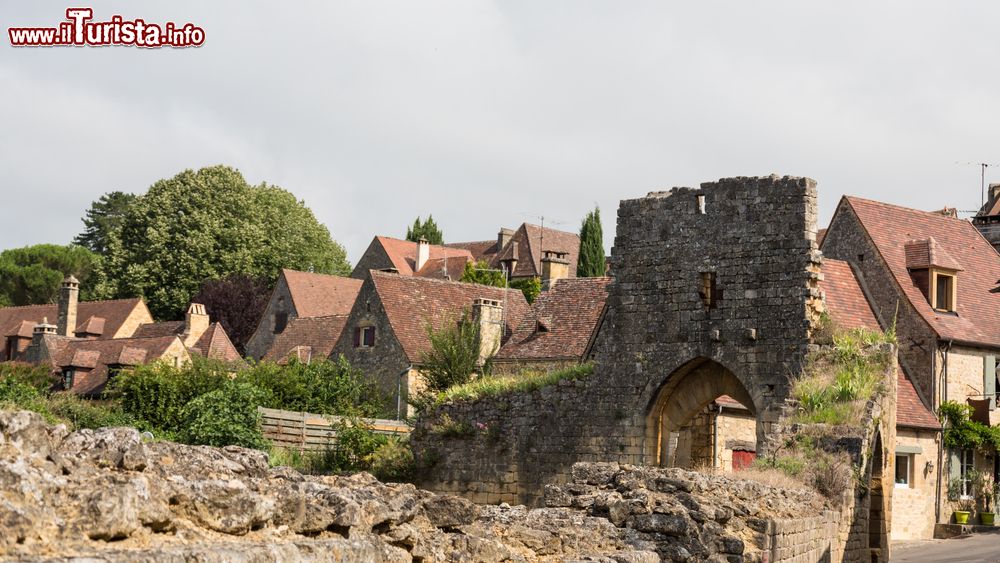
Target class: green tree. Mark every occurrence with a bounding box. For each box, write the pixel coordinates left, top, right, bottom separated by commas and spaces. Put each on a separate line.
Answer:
0, 244, 102, 306
577, 206, 606, 277
509, 277, 542, 304
459, 259, 506, 287
419, 310, 489, 393
101, 165, 351, 319
405, 215, 444, 245
74, 191, 138, 255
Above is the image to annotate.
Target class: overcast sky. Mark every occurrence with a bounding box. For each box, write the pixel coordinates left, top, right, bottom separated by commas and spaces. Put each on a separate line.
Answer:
2, 2, 999, 262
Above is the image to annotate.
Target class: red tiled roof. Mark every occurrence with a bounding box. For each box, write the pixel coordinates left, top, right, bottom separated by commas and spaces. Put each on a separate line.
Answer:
132, 321, 184, 339
497, 277, 611, 361
897, 367, 940, 429
904, 237, 963, 271
445, 240, 498, 263
841, 196, 1000, 347
191, 323, 243, 364
374, 237, 473, 277
0, 298, 146, 341
819, 259, 880, 331
415, 257, 468, 281
367, 271, 530, 363
75, 316, 106, 336
282, 269, 363, 318
5, 320, 35, 338
263, 315, 347, 363
715, 395, 749, 409
55, 336, 181, 396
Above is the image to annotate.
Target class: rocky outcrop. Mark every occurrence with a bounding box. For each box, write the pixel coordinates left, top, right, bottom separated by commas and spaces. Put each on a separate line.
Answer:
0, 410, 825, 562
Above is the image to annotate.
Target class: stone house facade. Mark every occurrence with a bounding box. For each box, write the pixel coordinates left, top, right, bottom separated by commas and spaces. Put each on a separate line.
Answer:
822, 195, 1000, 538
329, 270, 530, 418
245, 269, 362, 360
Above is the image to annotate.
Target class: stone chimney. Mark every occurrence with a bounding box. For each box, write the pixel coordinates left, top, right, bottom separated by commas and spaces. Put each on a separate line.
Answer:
25, 318, 58, 364
183, 303, 210, 347
497, 228, 514, 250
541, 251, 570, 288
416, 237, 430, 272
472, 298, 504, 366
57, 275, 79, 337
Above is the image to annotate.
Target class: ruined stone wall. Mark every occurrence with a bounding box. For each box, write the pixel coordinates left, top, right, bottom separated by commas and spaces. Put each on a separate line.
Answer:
413, 175, 824, 505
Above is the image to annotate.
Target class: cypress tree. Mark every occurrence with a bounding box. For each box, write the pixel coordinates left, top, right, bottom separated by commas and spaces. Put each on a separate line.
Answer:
577, 206, 605, 277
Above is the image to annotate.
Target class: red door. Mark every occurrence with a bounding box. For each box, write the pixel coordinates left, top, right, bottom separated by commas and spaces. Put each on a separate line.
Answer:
732, 450, 756, 471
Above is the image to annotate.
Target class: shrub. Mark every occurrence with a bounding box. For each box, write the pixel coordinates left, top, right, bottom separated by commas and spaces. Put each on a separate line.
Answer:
178, 380, 270, 449
420, 310, 489, 393
239, 355, 385, 417
431, 362, 594, 406
367, 436, 415, 482
0, 362, 55, 392
46, 393, 136, 430
110, 356, 230, 433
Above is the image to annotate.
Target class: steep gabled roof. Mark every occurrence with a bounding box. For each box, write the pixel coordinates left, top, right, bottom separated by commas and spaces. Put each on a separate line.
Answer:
497, 277, 611, 361
819, 259, 880, 331
445, 240, 498, 263
903, 237, 963, 271
263, 315, 347, 363
190, 323, 243, 364
282, 269, 363, 318
498, 224, 580, 278
0, 298, 146, 341
833, 196, 1000, 348
132, 321, 185, 339
372, 237, 474, 277
897, 366, 941, 429
367, 271, 530, 363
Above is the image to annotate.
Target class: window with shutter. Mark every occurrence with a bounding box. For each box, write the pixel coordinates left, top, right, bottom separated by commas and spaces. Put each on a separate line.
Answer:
985, 355, 997, 411
363, 326, 375, 347
352, 327, 361, 347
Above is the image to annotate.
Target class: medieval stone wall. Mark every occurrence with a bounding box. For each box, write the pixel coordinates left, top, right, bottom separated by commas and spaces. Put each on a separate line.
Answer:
413, 175, 823, 503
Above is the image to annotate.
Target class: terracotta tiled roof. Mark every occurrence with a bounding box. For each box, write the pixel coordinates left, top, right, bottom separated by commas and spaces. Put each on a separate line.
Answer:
839, 196, 1000, 347
191, 323, 244, 364
75, 316, 106, 336
367, 271, 530, 363
495, 224, 580, 279
263, 315, 347, 363
903, 237, 963, 271
714, 395, 749, 409
282, 269, 363, 317
0, 298, 146, 341
374, 237, 474, 277
445, 240, 498, 263
415, 257, 469, 281
55, 336, 181, 396
497, 277, 611, 361
897, 367, 940, 429
4, 320, 35, 338
132, 321, 185, 339
819, 259, 880, 331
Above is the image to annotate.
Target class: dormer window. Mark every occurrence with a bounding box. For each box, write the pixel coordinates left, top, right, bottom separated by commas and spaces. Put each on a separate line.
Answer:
904, 237, 962, 314
932, 271, 956, 312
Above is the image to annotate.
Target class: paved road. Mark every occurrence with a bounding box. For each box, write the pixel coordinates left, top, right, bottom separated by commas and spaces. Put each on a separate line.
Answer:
893, 533, 1000, 562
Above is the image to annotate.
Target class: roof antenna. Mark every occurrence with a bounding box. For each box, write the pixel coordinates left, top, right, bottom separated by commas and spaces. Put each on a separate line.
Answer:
957, 161, 999, 210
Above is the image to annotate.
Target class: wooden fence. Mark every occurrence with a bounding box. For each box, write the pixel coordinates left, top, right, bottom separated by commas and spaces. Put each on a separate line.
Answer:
258, 406, 410, 451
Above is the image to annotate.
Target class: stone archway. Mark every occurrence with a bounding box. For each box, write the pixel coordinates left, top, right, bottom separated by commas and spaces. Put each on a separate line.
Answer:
645, 357, 758, 468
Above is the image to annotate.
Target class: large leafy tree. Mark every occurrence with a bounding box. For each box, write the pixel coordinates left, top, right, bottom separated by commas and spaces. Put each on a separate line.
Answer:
74, 191, 138, 255
405, 215, 444, 245
577, 206, 605, 277
190, 274, 272, 355
0, 244, 101, 306
102, 165, 351, 319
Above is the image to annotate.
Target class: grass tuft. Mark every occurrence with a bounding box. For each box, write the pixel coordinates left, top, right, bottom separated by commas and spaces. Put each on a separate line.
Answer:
432, 362, 593, 406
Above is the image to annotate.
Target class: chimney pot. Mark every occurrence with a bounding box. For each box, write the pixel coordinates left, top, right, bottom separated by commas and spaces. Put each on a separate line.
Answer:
416, 237, 430, 272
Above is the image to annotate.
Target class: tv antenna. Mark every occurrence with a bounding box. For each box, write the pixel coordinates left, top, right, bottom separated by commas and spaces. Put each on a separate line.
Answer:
957, 161, 1000, 210
515, 212, 571, 258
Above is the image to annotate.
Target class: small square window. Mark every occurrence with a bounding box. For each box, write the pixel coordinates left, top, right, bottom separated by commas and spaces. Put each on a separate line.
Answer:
895, 454, 912, 488
354, 326, 375, 348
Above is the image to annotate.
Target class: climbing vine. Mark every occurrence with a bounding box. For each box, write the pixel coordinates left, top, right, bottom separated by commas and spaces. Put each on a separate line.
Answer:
939, 400, 1000, 452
